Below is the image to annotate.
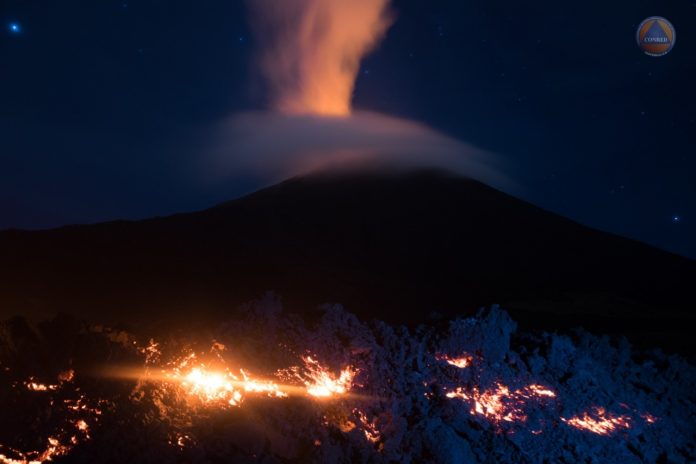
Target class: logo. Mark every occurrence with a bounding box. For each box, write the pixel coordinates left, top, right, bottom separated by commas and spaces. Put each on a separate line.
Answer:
636, 17, 675, 56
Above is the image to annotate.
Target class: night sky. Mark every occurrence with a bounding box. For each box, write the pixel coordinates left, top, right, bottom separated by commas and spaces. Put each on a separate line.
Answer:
1, 0, 694, 258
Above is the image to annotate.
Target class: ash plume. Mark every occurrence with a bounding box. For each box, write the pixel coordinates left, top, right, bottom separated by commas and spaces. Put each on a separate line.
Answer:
203, 1, 511, 193
247, 0, 394, 116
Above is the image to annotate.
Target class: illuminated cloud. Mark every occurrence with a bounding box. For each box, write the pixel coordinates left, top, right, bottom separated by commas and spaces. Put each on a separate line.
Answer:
204, 111, 510, 189
247, 0, 394, 116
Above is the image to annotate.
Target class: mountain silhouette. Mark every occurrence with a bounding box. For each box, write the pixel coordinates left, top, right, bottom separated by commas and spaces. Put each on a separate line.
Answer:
1, 169, 694, 352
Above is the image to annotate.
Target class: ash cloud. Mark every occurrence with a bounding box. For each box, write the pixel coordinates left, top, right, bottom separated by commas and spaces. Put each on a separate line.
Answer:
247, 0, 394, 116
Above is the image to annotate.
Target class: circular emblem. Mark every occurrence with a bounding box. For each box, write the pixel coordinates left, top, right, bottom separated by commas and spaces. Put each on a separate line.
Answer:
636, 17, 675, 56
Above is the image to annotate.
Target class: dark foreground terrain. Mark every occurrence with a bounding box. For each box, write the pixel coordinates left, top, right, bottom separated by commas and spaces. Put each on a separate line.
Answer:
0, 169, 694, 352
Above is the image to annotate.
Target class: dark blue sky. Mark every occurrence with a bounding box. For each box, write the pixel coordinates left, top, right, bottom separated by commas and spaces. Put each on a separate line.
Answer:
1, 0, 694, 257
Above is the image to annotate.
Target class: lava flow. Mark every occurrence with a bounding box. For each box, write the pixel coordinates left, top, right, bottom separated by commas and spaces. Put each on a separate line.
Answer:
155, 350, 288, 407
281, 355, 357, 398
446, 383, 557, 426
144, 343, 358, 408
1, 305, 684, 464
437, 352, 474, 369
0, 371, 102, 464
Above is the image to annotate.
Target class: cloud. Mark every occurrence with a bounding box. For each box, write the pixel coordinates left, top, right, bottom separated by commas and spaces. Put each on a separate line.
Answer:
203, 111, 511, 189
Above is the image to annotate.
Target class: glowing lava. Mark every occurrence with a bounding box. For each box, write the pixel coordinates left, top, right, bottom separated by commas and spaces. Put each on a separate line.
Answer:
354, 409, 381, 443
154, 346, 356, 407
181, 367, 244, 405
161, 352, 288, 407
437, 353, 474, 369
0, 437, 72, 464
447, 383, 557, 426
562, 407, 633, 435
1, 335, 661, 464
289, 356, 357, 398
0, 371, 99, 464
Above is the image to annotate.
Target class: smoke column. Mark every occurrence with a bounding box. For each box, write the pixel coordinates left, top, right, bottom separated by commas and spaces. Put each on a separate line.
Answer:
247, 0, 394, 116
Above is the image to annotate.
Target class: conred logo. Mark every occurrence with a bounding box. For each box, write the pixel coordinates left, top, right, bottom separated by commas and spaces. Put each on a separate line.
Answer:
636, 17, 675, 57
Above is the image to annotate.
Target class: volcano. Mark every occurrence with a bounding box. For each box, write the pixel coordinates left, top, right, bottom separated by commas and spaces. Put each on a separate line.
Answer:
2, 169, 696, 464
0, 169, 694, 351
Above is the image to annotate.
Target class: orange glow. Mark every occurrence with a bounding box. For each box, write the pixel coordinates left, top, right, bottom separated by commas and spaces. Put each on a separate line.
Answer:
162, 353, 288, 407
562, 407, 632, 435
296, 356, 356, 398
146, 347, 356, 405
250, 0, 394, 116
2, 338, 662, 464
0, 433, 83, 464
170, 433, 193, 450
437, 353, 473, 368
25, 381, 57, 392
354, 409, 381, 443
525, 384, 556, 398
446, 383, 557, 426
1, 369, 98, 464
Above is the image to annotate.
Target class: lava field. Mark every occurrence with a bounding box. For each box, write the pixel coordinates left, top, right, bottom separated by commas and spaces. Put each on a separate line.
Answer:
1, 296, 694, 463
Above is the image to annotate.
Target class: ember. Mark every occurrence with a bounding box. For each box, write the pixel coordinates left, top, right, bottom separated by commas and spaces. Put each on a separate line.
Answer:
446, 382, 557, 426
289, 356, 357, 398
354, 409, 381, 444
0, 437, 72, 464
562, 407, 633, 435
437, 353, 474, 368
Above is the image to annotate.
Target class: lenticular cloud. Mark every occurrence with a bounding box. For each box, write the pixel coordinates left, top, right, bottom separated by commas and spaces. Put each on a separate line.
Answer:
205, 111, 510, 190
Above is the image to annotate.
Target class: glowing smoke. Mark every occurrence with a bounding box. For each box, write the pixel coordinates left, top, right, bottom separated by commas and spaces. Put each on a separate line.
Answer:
247, 0, 394, 116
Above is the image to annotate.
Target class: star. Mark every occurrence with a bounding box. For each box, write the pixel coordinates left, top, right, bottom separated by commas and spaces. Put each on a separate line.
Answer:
9, 22, 21, 34
672, 215, 681, 223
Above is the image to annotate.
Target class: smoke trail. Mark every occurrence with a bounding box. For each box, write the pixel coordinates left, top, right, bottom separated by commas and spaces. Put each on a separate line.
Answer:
247, 0, 394, 116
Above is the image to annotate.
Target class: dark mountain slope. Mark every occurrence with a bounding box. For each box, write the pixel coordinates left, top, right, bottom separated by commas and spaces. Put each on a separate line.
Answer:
1, 170, 694, 350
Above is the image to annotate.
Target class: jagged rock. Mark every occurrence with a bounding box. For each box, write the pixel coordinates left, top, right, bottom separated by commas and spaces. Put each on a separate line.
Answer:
0, 303, 693, 463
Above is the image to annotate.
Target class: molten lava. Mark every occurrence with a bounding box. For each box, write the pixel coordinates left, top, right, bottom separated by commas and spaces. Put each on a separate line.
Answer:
437, 353, 474, 369
562, 407, 633, 435
0, 373, 100, 464
150, 345, 357, 408
291, 356, 357, 398
1, 330, 662, 463
159, 350, 289, 407
446, 382, 557, 427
